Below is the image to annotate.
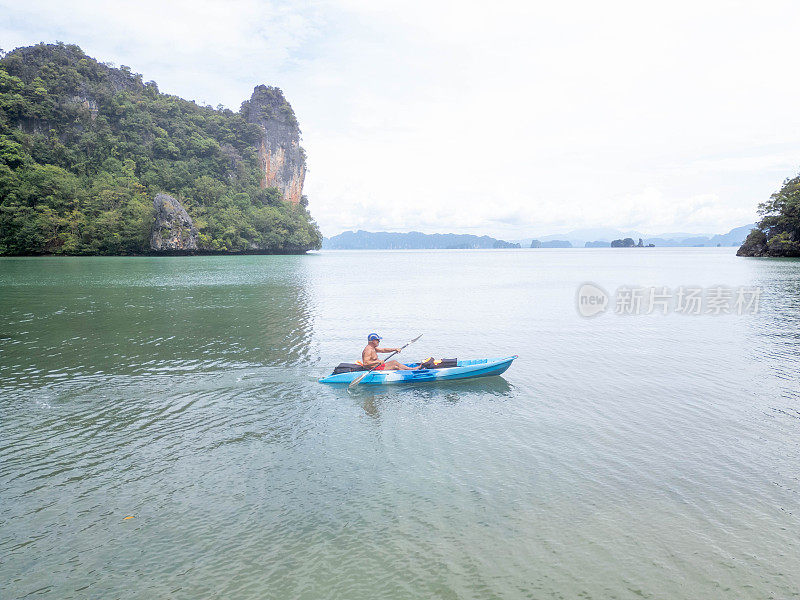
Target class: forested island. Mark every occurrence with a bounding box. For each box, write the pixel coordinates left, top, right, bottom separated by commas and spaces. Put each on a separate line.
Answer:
0, 43, 321, 255
738, 173, 800, 257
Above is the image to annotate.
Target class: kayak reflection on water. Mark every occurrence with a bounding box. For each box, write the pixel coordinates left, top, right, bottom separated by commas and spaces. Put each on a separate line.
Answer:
358, 377, 516, 418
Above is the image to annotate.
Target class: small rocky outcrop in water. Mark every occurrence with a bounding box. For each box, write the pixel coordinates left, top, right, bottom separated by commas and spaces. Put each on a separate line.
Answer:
150, 193, 198, 251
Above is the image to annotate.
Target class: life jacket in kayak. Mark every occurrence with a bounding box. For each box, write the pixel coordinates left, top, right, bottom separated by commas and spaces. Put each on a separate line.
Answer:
419, 358, 458, 369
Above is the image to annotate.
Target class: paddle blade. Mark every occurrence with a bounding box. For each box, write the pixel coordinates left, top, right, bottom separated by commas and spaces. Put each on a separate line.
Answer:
348, 371, 369, 388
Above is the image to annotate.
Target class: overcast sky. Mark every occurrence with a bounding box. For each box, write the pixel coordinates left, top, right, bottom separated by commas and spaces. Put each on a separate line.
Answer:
3, 0, 800, 237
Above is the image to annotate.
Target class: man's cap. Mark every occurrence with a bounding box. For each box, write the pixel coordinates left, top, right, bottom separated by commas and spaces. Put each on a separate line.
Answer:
367, 333, 382, 341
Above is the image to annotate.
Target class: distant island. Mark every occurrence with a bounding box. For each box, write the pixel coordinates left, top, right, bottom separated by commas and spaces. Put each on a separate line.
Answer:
606, 237, 653, 248
0, 43, 321, 255
325, 225, 755, 250
737, 173, 800, 257
322, 231, 520, 250
522, 224, 754, 249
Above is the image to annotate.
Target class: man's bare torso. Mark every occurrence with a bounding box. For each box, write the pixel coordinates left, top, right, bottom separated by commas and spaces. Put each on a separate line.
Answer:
362, 344, 379, 367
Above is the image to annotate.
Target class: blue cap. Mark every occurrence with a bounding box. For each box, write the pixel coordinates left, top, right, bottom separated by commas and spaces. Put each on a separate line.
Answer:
367, 333, 382, 341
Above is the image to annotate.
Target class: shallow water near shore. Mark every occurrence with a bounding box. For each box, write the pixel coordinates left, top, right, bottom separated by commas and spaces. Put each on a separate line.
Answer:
2, 248, 799, 599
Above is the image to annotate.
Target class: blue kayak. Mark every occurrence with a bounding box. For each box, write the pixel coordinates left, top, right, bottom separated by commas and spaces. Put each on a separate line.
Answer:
319, 356, 517, 385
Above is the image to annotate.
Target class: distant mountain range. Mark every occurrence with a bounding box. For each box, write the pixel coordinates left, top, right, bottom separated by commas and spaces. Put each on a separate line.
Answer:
322, 225, 755, 250
322, 231, 520, 249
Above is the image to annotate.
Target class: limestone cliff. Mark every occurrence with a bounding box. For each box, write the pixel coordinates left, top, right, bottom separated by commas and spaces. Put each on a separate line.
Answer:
0, 43, 321, 255
150, 193, 198, 251
241, 85, 306, 205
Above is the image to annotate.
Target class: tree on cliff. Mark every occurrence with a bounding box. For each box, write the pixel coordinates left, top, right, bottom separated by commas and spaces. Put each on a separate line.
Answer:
738, 173, 800, 257
0, 43, 321, 254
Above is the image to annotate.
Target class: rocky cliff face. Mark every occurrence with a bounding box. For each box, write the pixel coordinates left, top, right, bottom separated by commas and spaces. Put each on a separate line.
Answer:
242, 85, 305, 205
150, 193, 198, 251
737, 228, 800, 257
736, 229, 768, 257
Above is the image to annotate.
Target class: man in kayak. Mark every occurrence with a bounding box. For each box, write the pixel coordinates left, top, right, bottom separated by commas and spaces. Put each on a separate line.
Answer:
362, 333, 417, 371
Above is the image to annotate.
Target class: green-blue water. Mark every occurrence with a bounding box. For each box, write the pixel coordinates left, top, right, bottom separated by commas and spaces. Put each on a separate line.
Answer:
2, 248, 799, 599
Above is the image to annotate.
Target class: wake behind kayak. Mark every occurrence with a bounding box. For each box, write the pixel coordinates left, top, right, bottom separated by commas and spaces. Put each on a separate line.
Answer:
319, 356, 517, 385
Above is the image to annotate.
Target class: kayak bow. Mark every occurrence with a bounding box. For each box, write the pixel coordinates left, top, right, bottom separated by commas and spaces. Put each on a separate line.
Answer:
319, 356, 517, 385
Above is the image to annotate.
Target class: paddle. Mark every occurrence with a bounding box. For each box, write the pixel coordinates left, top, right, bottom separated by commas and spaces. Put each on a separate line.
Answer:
349, 334, 423, 389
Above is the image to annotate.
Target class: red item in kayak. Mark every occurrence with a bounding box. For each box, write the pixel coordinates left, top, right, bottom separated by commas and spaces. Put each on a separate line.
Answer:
372, 363, 386, 371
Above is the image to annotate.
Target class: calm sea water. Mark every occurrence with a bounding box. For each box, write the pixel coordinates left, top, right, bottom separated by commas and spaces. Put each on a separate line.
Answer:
2, 248, 799, 599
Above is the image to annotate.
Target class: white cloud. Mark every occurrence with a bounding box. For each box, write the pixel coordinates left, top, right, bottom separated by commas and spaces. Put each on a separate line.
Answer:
3, 0, 798, 237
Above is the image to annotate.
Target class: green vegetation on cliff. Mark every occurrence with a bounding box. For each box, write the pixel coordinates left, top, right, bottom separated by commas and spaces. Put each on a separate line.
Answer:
738, 173, 800, 257
0, 42, 321, 255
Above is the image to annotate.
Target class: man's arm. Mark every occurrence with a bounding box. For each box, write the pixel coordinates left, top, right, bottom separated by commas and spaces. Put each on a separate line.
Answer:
376, 347, 401, 353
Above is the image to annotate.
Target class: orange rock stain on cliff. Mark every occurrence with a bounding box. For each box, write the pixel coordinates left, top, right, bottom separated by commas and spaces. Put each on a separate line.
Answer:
259, 140, 304, 204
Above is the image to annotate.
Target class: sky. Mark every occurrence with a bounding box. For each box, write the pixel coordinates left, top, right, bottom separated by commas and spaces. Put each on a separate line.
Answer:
2, 0, 800, 238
